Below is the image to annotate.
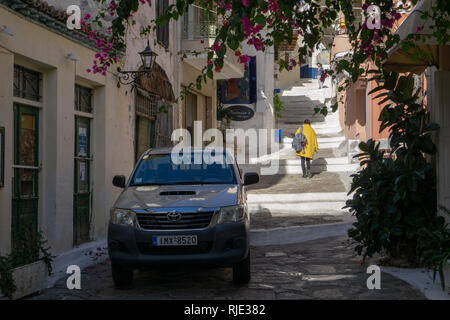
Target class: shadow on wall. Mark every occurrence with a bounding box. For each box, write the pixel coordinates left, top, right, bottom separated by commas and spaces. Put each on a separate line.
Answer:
344, 86, 366, 140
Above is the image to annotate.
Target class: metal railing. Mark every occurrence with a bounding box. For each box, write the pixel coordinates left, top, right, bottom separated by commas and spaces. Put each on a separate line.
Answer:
183, 21, 218, 40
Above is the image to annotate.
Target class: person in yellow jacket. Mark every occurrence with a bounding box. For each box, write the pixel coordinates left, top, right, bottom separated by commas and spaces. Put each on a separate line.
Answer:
295, 119, 319, 178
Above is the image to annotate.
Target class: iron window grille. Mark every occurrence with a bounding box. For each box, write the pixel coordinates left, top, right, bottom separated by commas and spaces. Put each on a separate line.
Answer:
13, 65, 42, 102
75, 85, 93, 113
136, 92, 157, 119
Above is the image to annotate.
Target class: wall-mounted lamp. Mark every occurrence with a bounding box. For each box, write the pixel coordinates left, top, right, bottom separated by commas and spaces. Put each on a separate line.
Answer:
0, 25, 14, 37
117, 40, 157, 88
66, 53, 78, 61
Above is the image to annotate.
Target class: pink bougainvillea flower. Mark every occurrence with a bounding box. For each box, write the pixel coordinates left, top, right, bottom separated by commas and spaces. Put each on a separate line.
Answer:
242, 0, 250, 7
238, 54, 251, 65
84, 13, 91, 20
214, 66, 221, 72
416, 26, 423, 33
235, 50, 241, 56
211, 42, 221, 51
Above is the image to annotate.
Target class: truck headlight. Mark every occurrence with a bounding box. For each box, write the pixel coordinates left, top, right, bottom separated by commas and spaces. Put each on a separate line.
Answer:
111, 209, 135, 226
217, 205, 246, 224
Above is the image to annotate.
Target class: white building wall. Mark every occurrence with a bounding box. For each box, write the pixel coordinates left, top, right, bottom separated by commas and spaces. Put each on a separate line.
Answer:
227, 44, 276, 158
0, 5, 133, 254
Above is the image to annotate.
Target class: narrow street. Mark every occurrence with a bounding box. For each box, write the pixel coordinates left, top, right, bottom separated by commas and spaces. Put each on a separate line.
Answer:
1, 0, 449, 304
29, 80, 425, 300
31, 236, 425, 300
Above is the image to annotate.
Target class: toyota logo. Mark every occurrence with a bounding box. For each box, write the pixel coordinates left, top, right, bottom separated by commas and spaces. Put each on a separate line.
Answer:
167, 211, 182, 222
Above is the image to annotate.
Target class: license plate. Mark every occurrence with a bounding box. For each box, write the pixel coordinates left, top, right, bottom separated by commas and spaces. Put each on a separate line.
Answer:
152, 235, 198, 246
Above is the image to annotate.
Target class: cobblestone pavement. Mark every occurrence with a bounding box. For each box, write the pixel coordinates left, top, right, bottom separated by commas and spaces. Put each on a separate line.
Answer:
284, 148, 336, 160
30, 236, 425, 300
247, 172, 346, 194
250, 211, 347, 230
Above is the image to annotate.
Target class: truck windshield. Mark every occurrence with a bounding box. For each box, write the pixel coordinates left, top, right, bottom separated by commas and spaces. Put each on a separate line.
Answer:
130, 152, 237, 186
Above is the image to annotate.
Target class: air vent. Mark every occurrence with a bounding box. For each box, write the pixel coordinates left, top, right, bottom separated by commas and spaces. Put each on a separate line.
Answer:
159, 191, 196, 196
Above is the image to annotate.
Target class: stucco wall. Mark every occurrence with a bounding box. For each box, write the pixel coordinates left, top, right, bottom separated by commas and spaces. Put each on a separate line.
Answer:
0, 6, 133, 255
337, 80, 367, 141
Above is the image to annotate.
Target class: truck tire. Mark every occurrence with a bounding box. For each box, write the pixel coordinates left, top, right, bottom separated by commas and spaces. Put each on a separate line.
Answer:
112, 264, 134, 288
232, 252, 251, 285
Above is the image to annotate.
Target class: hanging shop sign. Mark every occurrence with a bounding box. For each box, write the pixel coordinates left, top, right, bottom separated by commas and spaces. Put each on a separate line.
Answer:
223, 105, 255, 121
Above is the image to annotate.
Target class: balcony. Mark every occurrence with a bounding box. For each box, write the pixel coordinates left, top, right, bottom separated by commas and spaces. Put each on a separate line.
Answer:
183, 20, 218, 40
181, 5, 244, 80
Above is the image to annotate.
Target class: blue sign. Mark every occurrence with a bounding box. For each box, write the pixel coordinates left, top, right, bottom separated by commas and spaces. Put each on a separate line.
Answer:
78, 127, 87, 156
221, 56, 257, 104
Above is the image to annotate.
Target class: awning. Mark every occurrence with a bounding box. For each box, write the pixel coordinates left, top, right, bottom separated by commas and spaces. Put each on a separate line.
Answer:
333, 51, 353, 60
183, 53, 245, 80
383, 0, 450, 74
136, 63, 175, 102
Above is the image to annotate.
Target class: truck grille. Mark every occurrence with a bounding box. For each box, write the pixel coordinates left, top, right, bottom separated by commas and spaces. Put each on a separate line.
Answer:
137, 241, 213, 255
136, 211, 216, 230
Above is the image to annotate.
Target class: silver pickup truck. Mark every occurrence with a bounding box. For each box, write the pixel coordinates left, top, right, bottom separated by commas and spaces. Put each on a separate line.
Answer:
108, 147, 259, 287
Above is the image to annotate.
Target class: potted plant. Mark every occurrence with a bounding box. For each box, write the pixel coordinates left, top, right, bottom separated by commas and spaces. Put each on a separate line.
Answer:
0, 223, 53, 300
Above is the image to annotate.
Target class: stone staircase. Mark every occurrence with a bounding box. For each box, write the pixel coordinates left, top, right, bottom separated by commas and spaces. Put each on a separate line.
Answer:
242, 78, 360, 219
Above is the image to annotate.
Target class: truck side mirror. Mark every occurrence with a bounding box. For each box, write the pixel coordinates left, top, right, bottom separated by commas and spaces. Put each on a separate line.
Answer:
112, 175, 126, 188
243, 172, 259, 186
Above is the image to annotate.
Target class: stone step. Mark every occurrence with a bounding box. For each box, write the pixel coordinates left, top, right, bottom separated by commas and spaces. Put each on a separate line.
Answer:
283, 136, 346, 144
279, 122, 340, 129
242, 163, 359, 174
247, 193, 350, 214
280, 105, 322, 111
280, 140, 344, 149
248, 192, 350, 202
250, 157, 351, 166
279, 128, 343, 138
279, 113, 324, 118
279, 117, 325, 123
282, 101, 319, 105
278, 157, 351, 165
278, 163, 359, 174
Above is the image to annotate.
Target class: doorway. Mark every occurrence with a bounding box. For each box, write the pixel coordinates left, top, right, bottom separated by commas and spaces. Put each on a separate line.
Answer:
74, 116, 91, 245
12, 104, 39, 248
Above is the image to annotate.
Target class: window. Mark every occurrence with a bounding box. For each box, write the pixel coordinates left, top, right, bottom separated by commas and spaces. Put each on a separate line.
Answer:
136, 92, 157, 118
156, 0, 169, 47
75, 85, 93, 113
135, 92, 157, 161
14, 65, 42, 102
130, 153, 237, 186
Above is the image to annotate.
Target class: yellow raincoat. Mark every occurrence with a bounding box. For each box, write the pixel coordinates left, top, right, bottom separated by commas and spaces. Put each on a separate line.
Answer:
295, 124, 319, 159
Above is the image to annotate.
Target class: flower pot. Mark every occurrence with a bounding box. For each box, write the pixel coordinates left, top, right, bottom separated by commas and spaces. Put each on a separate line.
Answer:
0, 260, 48, 300
445, 260, 450, 292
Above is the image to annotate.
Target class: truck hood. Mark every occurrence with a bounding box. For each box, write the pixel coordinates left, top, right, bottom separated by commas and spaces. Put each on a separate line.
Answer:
114, 184, 240, 210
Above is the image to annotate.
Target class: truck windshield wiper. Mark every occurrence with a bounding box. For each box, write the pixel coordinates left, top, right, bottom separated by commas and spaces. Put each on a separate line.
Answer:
130, 182, 172, 186
168, 181, 221, 185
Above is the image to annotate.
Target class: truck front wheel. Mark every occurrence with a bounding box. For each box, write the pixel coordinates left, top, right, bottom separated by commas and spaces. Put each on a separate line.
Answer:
112, 264, 134, 288
232, 252, 251, 285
